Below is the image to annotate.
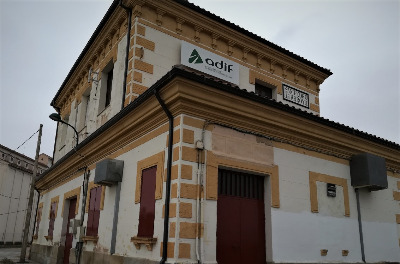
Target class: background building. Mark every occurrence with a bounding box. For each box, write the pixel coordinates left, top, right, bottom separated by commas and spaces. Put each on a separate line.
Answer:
32, 0, 400, 263
0, 144, 51, 246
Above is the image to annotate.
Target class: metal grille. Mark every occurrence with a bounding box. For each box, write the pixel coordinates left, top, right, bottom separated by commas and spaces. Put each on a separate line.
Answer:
218, 169, 264, 200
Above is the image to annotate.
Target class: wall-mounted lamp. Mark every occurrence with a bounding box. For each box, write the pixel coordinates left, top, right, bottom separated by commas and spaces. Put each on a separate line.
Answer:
49, 113, 79, 148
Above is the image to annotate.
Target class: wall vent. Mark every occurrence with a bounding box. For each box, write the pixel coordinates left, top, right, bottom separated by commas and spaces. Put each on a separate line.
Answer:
350, 153, 387, 191
94, 159, 124, 186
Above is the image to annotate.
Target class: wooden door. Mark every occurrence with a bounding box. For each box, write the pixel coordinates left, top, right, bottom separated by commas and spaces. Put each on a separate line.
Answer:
217, 169, 266, 264
64, 198, 77, 264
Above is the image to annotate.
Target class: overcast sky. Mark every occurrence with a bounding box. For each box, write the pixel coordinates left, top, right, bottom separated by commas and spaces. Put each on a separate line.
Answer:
0, 0, 399, 160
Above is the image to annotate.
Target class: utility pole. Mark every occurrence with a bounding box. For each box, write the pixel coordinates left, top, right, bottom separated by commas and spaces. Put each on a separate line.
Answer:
20, 124, 42, 263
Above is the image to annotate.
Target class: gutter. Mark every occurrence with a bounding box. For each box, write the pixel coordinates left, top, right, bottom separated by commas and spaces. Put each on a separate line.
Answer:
355, 188, 366, 263
38, 66, 400, 185
154, 89, 174, 264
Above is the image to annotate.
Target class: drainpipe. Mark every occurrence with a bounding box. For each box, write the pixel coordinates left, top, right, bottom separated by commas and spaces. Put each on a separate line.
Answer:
154, 89, 173, 264
355, 188, 366, 263
119, 0, 132, 110
76, 168, 90, 264
110, 182, 122, 254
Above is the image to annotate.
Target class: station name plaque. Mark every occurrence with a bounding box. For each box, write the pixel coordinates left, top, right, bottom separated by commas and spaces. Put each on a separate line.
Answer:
282, 84, 309, 108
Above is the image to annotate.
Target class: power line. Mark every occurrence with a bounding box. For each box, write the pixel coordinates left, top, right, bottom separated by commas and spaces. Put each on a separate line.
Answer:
15, 129, 39, 151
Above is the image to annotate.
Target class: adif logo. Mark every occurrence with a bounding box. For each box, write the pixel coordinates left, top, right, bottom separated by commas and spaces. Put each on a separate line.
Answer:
182, 41, 239, 85
189, 49, 203, 64
188, 49, 233, 73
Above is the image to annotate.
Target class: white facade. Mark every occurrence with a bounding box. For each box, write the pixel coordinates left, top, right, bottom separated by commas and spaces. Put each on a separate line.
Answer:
0, 145, 50, 245
34, 1, 400, 263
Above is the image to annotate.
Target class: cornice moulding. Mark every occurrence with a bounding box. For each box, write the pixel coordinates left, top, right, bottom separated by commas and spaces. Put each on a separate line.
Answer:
38, 76, 400, 191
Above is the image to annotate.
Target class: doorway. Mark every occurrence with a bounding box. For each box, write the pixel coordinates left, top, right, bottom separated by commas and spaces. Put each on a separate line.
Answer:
216, 169, 266, 264
63, 197, 77, 264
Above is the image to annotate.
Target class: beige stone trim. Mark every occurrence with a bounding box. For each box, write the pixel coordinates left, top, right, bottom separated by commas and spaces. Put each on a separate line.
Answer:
309, 171, 350, 217
134, 59, 153, 74
135, 151, 165, 203
315, 97, 320, 105
137, 16, 326, 92
180, 183, 202, 199
181, 164, 192, 180
310, 103, 320, 113
395, 214, 400, 224
182, 129, 194, 144
273, 142, 349, 165
179, 202, 192, 218
38, 112, 180, 194
393, 191, 400, 201
160, 242, 174, 258
133, 71, 142, 83
173, 147, 180, 162
397, 181, 400, 189
179, 243, 191, 259
61, 186, 81, 217
249, 70, 282, 92
182, 116, 213, 131
162, 203, 176, 218
206, 152, 280, 208
168, 164, 179, 181
131, 236, 157, 251
179, 222, 203, 238
182, 146, 204, 163
166, 129, 180, 146
388, 171, 400, 179
136, 36, 155, 51
85, 182, 105, 213
171, 183, 178, 198
169, 222, 176, 238
137, 24, 146, 36
49, 196, 60, 219
38, 202, 44, 209
132, 83, 148, 95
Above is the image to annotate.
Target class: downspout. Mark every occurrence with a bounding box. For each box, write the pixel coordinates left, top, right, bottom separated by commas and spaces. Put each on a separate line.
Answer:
119, 0, 132, 110
76, 168, 90, 264
110, 182, 122, 254
355, 188, 366, 263
154, 89, 173, 264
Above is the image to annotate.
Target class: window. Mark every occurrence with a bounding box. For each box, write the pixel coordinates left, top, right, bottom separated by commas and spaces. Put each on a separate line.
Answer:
255, 80, 276, 99
98, 62, 114, 113
77, 88, 91, 132
10, 156, 13, 163
105, 67, 113, 107
48, 201, 57, 237
58, 115, 70, 149
86, 186, 102, 237
137, 166, 157, 237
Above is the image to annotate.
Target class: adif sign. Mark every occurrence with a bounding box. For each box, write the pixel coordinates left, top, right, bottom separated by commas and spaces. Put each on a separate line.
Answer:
181, 41, 239, 85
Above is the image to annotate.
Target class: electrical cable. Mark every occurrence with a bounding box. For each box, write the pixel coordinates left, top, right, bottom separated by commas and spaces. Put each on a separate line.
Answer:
15, 129, 39, 151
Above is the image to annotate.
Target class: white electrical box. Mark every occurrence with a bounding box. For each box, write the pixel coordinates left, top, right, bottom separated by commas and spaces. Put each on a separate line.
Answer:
69, 219, 80, 235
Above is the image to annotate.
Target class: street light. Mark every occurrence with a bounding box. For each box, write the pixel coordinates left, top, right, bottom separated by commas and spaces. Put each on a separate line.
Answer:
49, 113, 79, 147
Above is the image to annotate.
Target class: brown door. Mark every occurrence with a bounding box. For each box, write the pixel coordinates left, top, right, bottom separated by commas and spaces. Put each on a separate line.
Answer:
64, 198, 77, 264
217, 169, 266, 264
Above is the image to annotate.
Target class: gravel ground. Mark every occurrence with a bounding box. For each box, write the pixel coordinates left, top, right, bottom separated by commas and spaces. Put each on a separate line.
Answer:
0, 247, 41, 264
